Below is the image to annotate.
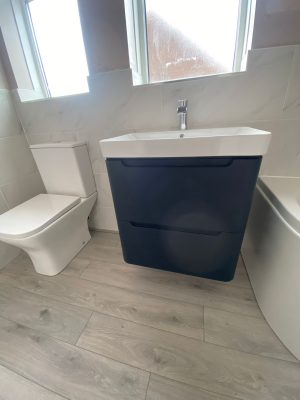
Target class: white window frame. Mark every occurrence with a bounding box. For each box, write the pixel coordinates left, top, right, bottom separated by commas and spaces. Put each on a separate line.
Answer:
0, 0, 49, 101
233, 0, 257, 72
124, 0, 149, 85
7, 0, 89, 100
126, 0, 256, 85
22, 0, 50, 97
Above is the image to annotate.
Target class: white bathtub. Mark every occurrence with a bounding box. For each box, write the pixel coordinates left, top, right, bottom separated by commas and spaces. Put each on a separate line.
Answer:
242, 176, 300, 360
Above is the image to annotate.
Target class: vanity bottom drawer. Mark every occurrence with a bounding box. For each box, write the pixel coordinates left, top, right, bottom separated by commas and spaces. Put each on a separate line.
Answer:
118, 221, 244, 281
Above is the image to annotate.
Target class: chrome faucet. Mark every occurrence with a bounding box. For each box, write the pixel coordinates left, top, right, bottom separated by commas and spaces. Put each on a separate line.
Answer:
177, 99, 188, 130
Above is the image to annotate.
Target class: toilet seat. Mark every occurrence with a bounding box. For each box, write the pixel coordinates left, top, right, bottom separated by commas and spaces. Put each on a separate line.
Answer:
0, 194, 80, 240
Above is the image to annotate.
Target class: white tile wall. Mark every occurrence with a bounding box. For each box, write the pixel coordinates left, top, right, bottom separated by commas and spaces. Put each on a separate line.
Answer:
14, 45, 300, 231
1, 171, 45, 209
0, 91, 22, 138
0, 135, 37, 186
282, 46, 300, 118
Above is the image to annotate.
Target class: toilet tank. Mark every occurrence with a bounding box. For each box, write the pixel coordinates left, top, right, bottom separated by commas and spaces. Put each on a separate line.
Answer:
30, 142, 96, 198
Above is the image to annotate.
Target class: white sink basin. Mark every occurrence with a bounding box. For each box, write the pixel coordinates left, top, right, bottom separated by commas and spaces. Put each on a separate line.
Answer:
100, 127, 271, 158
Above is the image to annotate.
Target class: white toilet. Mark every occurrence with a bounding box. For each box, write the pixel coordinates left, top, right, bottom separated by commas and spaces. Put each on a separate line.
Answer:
0, 141, 97, 276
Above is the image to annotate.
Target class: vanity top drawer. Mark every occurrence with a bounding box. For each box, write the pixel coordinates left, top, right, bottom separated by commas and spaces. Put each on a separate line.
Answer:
107, 156, 261, 233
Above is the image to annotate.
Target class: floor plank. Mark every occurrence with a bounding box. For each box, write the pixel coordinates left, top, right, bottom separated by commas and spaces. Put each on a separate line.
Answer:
90, 231, 122, 249
78, 243, 124, 264
0, 364, 66, 400
77, 312, 300, 400
204, 307, 297, 362
62, 257, 91, 277
0, 316, 149, 400
80, 258, 262, 317
231, 257, 251, 288
0, 269, 204, 339
146, 374, 235, 400
0, 283, 92, 344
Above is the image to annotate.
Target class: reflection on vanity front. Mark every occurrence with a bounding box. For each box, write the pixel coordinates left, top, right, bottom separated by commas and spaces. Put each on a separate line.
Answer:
100, 127, 271, 281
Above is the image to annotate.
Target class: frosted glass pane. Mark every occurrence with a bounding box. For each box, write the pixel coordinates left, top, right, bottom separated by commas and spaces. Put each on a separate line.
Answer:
146, 0, 240, 82
29, 0, 89, 97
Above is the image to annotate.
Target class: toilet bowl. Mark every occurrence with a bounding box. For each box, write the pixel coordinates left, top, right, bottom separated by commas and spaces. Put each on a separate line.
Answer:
0, 141, 97, 276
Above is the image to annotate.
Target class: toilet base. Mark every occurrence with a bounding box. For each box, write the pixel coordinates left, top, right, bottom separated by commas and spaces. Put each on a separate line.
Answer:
29, 220, 91, 276
2, 193, 97, 276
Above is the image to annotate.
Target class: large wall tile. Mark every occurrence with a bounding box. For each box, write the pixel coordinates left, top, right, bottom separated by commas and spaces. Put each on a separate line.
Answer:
162, 46, 294, 127
26, 132, 53, 145
248, 119, 300, 177
112, 83, 165, 133
89, 203, 118, 231
282, 45, 300, 119
0, 91, 22, 138
1, 171, 45, 208
94, 172, 114, 208
0, 58, 9, 90
0, 191, 8, 214
0, 135, 37, 186
77, 129, 106, 174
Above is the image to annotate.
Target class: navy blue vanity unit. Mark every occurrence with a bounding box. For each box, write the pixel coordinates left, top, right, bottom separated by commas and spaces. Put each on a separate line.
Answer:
106, 156, 262, 281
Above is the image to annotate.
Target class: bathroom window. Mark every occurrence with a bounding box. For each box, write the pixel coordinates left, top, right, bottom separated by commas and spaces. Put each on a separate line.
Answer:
125, 0, 256, 85
25, 0, 89, 97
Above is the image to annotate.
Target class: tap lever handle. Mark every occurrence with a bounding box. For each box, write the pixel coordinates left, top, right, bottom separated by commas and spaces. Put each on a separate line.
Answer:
177, 99, 188, 113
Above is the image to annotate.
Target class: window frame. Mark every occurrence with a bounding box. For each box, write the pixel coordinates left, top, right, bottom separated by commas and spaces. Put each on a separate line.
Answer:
23, 0, 50, 97
4, 0, 49, 101
127, 0, 256, 85
233, 0, 257, 72
125, 0, 149, 85
18, 0, 90, 99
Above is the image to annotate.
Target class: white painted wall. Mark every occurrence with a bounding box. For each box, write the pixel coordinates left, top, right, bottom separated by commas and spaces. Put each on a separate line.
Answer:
14, 45, 300, 232
0, 55, 45, 268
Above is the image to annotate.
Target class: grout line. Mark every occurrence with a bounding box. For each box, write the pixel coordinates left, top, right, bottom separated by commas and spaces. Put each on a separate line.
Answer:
203, 305, 264, 321
149, 374, 243, 400
0, 170, 40, 191
201, 335, 298, 364
73, 310, 204, 343
0, 188, 9, 210
144, 372, 151, 400
60, 258, 92, 279
203, 306, 206, 343
75, 311, 94, 346
78, 260, 93, 279
282, 46, 299, 111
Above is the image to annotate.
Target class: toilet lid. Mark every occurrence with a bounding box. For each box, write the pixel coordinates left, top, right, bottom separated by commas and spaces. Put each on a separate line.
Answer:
0, 194, 80, 239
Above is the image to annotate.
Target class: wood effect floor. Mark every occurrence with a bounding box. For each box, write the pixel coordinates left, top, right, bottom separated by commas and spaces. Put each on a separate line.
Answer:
0, 231, 299, 400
